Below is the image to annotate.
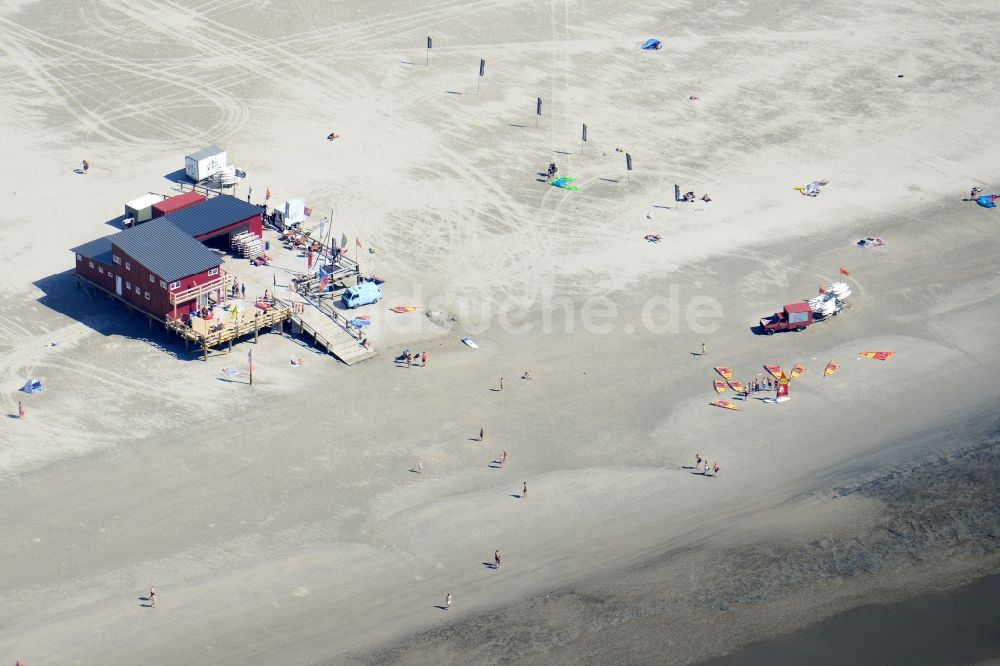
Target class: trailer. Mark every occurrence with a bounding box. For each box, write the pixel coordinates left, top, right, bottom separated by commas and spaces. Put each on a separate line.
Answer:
184, 145, 227, 182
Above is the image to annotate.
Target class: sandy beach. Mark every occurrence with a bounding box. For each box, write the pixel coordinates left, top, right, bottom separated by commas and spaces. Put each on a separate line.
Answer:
1, 0, 999, 664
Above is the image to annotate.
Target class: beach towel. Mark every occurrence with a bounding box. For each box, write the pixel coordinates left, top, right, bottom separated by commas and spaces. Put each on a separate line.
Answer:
641, 38, 662, 50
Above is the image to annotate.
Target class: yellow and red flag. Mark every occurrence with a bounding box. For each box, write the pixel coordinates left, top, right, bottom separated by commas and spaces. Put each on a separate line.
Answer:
824, 361, 839, 377
715, 367, 732, 380
789, 364, 805, 379
860, 352, 894, 361
710, 399, 740, 411
764, 365, 783, 379
727, 380, 744, 393
713, 380, 727, 393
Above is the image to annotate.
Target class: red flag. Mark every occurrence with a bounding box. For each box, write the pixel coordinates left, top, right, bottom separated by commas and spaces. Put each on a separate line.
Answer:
304, 206, 312, 217
839, 266, 850, 277
265, 188, 272, 201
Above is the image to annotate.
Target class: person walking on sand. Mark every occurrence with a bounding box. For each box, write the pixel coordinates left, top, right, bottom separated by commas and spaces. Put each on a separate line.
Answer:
445, 592, 452, 609
701, 342, 706, 356
500, 450, 507, 467
479, 427, 484, 441
713, 462, 720, 477
82, 159, 89, 175
499, 377, 504, 391
695, 452, 703, 470
18, 401, 25, 419
406, 351, 412, 368
416, 459, 423, 474
522, 481, 527, 499
494, 549, 502, 570
149, 586, 157, 608
421, 351, 427, 367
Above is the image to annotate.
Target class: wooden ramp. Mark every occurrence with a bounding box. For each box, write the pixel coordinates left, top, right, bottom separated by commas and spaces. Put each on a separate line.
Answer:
282, 298, 377, 365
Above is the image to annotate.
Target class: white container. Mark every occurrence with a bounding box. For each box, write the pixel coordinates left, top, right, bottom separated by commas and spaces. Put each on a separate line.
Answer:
124, 193, 164, 224
184, 145, 227, 182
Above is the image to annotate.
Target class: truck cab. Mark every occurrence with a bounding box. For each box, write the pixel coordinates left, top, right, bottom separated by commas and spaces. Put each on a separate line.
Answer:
760, 302, 813, 335
341, 280, 382, 309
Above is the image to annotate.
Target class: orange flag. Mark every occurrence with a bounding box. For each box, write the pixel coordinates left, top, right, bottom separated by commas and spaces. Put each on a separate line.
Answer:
839, 266, 850, 277
265, 188, 272, 201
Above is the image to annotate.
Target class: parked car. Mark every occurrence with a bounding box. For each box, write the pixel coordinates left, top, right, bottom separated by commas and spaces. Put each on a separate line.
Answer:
342, 280, 382, 309
760, 302, 813, 335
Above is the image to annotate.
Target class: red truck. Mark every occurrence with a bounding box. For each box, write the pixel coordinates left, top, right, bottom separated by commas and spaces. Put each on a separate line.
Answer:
760, 302, 813, 335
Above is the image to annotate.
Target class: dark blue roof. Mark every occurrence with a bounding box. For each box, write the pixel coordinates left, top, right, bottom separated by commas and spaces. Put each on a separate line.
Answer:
108, 219, 221, 282
71, 237, 114, 265
159, 195, 261, 238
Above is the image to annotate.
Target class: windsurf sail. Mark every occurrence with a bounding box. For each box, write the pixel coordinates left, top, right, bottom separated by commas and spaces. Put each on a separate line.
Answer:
713, 380, 727, 393
789, 364, 805, 379
860, 352, 894, 361
715, 367, 732, 380
764, 365, 783, 379
824, 361, 839, 377
710, 399, 740, 411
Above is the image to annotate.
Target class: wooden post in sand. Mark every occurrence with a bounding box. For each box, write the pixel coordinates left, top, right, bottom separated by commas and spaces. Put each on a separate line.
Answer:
581, 123, 587, 153
202, 340, 208, 362
254, 313, 260, 344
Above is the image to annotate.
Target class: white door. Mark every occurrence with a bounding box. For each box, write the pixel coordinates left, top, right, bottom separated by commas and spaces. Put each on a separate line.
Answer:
116, 275, 122, 296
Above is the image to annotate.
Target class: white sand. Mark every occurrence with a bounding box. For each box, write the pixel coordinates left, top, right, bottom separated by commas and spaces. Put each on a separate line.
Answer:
1, 0, 999, 663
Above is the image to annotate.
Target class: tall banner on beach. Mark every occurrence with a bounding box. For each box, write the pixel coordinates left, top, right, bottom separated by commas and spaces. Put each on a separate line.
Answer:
776, 377, 789, 398
426, 36, 432, 66
582, 123, 588, 142
477, 59, 485, 94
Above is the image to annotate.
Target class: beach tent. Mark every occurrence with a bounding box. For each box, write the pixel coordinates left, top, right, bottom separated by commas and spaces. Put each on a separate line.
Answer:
642, 38, 662, 50
21, 378, 42, 394
976, 194, 997, 208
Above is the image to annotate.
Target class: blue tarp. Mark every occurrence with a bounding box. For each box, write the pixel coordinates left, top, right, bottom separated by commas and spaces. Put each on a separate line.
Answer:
21, 379, 42, 394
642, 38, 661, 50
977, 194, 996, 208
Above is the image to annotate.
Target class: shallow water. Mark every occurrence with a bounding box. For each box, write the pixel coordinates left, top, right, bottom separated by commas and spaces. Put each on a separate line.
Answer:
699, 574, 1000, 666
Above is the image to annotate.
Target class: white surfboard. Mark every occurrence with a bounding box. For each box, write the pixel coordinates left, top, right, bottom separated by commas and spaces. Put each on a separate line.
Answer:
461, 337, 479, 349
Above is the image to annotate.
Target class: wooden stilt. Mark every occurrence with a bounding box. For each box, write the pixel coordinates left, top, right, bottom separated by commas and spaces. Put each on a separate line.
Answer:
254, 316, 259, 344
203, 340, 208, 361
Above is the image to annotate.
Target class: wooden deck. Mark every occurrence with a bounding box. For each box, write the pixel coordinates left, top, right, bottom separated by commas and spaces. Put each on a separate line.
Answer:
165, 304, 292, 360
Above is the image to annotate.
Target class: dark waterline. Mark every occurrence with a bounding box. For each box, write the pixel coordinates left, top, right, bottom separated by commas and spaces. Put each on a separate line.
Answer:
699, 574, 1000, 666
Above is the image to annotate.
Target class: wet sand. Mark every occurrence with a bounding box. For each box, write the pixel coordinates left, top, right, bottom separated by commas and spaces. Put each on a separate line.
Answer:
700, 574, 1000, 666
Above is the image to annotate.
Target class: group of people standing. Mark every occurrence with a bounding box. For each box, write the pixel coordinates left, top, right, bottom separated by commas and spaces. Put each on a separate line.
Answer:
695, 453, 721, 478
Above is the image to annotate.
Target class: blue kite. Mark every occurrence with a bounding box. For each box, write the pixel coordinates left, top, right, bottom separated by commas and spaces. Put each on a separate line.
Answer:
642, 38, 662, 50
977, 194, 997, 208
